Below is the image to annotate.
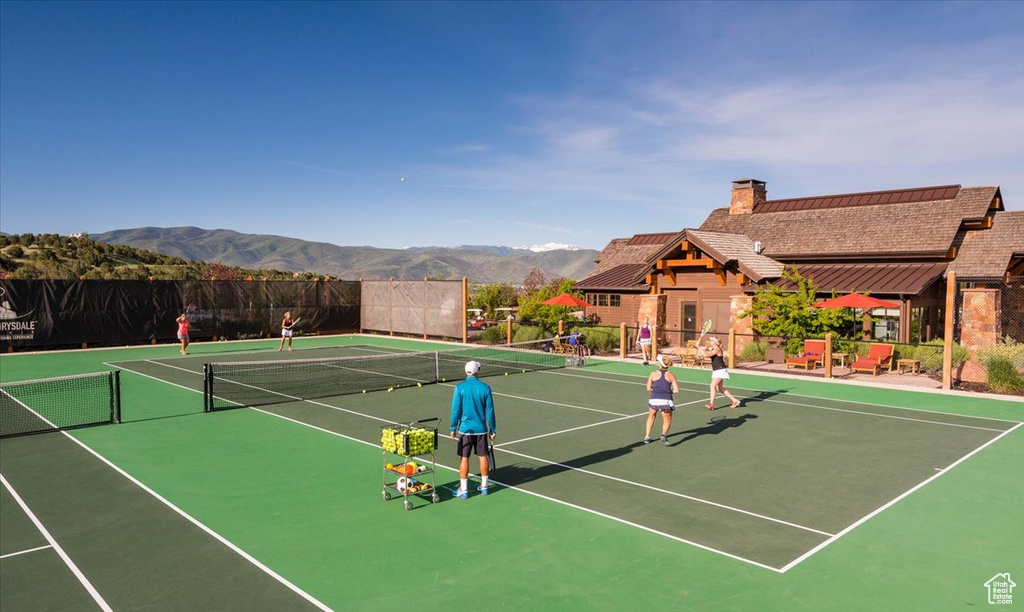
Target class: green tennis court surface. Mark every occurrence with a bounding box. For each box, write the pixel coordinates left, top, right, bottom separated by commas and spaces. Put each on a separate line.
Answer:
2, 335, 1022, 610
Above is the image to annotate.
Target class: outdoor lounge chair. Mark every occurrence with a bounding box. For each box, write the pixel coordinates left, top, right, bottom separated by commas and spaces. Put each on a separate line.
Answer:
850, 343, 895, 376
785, 339, 826, 370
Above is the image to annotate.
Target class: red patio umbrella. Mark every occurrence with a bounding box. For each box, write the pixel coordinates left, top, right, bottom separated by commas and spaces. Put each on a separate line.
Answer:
811, 292, 899, 310
540, 293, 592, 308
812, 292, 899, 340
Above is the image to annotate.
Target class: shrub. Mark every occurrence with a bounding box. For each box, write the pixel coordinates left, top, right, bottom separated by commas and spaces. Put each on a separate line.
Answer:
985, 357, 1024, 394
978, 337, 1024, 371
739, 341, 767, 362
575, 325, 618, 354
479, 325, 507, 344
916, 338, 969, 371
512, 324, 549, 343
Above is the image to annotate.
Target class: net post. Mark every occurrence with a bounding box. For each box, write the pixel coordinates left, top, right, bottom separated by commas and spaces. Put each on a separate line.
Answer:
651, 324, 659, 359
728, 329, 736, 369
620, 323, 627, 359
435, 351, 440, 383
823, 332, 833, 378
203, 363, 211, 412
506, 317, 512, 345
942, 271, 956, 390
111, 370, 122, 424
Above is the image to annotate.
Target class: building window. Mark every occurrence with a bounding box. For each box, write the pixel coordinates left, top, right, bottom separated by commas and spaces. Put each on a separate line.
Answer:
596, 294, 609, 307
610, 295, 620, 307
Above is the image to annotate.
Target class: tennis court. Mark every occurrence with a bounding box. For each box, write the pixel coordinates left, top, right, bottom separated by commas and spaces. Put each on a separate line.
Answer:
2, 335, 1022, 610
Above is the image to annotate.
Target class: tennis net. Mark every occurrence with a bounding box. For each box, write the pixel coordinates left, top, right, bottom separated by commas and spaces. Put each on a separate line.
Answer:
204, 338, 570, 411
0, 371, 122, 438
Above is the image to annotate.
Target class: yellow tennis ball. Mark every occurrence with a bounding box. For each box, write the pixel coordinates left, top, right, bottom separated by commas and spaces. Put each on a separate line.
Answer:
388, 387, 394, 392
504, 372, 508, 376
362, 390, 366, 394
417, 382, 422, 387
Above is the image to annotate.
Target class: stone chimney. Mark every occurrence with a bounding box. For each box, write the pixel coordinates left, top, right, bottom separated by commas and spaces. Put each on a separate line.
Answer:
730, 179, 767, 215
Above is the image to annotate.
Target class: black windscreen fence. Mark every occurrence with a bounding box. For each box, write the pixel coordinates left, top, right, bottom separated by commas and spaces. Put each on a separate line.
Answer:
0, 279, 360, 350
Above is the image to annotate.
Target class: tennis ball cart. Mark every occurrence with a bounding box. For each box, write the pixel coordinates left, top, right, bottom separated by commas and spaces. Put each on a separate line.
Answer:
381, 418, 441, 510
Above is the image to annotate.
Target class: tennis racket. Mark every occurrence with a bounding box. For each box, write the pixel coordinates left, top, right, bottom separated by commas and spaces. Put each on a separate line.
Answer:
696, 318, 713, 343
486, 430, 497, 471
184, 303, 196, 321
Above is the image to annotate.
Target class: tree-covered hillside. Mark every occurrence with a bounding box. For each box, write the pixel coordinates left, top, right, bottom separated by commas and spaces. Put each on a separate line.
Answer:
0, 233, 326, 281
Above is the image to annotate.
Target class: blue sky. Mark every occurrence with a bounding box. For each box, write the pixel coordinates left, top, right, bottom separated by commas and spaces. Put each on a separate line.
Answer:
1, 1, 1021, 251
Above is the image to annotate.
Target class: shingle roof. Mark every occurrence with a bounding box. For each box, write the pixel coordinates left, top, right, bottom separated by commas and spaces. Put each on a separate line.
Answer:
700, 186, 1000, 259
947, 211, 1024, 277
588, 234, 676, 277
574, 263, 650, 290
685, 230, 785, 282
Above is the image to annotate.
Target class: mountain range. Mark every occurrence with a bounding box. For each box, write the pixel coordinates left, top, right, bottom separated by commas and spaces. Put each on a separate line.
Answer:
92, 227, 599, 283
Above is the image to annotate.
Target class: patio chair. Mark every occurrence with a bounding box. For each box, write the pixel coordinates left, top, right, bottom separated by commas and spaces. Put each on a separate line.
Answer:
785, 339, 826, 370
850, 343, 895, 376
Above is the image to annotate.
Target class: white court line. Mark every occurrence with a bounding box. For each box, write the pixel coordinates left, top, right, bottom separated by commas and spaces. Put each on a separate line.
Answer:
1, 474, 113, 611
493, 445, 834, 537
538, 369, 1016, 431
497, 413, 647, 446
778, 421, 1024, 573
113, 349, 1017, 573
498, 397, 710, 447
0, 544, 54, 560
245, 406, 787, 574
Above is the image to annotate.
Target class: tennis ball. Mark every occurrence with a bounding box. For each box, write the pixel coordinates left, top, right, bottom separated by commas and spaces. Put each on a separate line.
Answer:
504, 372, 508, 376
388, 387, 394, 392
362, 390, 366, 394
417, 382, 422, 387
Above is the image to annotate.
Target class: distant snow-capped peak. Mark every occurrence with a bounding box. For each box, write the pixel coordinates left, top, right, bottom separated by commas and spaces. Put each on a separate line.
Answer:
514, 242, 580, 252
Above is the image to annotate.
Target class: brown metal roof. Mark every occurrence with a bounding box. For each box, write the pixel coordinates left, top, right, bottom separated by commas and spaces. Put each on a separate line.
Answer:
627, 232, 679, 246
575, 263, 650, 291
755, 184, 961, 214
775, 262, 948, 295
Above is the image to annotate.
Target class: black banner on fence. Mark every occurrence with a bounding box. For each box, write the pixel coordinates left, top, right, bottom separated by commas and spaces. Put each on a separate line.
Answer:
0, 279, 360, 350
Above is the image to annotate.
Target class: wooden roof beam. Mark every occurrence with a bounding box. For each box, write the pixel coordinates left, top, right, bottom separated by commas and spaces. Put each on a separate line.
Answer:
664, 259, 717, 268
663, 265, 676, 286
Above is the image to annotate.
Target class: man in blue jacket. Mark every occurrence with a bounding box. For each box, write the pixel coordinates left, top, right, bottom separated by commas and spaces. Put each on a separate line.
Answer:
450, 360, 497, 498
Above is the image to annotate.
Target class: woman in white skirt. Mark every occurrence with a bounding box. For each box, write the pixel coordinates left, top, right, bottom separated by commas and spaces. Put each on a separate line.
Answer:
700, 337, 741, 410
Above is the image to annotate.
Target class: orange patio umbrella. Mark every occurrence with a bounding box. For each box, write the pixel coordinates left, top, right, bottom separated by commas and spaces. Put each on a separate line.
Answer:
812, 292, 899, 339
540, 293, 592, 308
811, 292, 899, 310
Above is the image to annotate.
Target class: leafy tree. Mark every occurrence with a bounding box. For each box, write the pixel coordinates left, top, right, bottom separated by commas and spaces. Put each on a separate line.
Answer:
202, 262, 240, 280
522, 267, 546, 295
6, 245, 24, 258
517, 277, 578, 333
740, 267, 857, 353
470, 283, 519, 317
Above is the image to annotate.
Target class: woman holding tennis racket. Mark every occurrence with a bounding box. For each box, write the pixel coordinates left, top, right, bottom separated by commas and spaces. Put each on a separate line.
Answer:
279, 311, 296, 351
175, 313, 190, 355
644, 355, 679, 445
700, 337, 741, 410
